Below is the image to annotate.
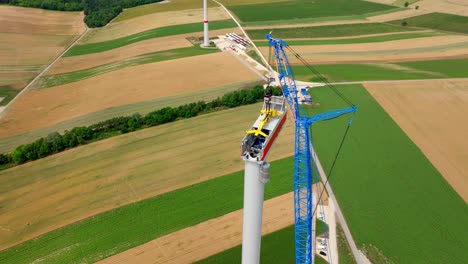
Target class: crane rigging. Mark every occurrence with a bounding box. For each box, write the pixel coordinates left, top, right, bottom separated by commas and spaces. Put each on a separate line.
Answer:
266, 33, 356, 264
239, 34, 357, 264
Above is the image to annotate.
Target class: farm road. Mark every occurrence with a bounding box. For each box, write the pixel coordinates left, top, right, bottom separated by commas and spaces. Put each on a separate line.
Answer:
0, 27, 89, 116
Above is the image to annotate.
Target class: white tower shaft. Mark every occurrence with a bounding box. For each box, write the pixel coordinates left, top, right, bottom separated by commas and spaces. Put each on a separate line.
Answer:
203, 0, 209, 46
242, 161, 266, 264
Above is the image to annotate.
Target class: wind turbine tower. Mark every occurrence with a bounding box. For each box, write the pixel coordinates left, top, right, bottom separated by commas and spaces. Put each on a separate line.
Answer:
203, 0, 209, 46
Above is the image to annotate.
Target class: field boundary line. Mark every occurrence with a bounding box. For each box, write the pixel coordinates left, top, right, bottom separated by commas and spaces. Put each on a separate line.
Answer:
331, 77, 468, 85
0, 26, 89, 117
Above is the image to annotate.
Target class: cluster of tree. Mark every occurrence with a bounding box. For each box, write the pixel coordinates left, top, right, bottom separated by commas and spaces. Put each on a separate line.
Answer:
0, 86, 282, 167
1, 0, 82, 11
1, 0, 165, 27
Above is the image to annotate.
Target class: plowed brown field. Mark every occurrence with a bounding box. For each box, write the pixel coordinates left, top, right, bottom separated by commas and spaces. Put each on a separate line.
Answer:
82, 7, 230, 44
365, 80, 468, 201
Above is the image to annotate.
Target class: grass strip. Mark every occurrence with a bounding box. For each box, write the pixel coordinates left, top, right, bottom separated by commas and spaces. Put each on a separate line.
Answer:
196, 225, 296, 264
229, 0, 396, 23
254, 32, 443, 46
292, 58, 468, 82
65, 20, 236, 56
240, 7, 405, 27
0, 86, 20, 106
41, 46, 218, 88
389, 12, 468, 34
0, 157, 294, 264
247, 23, 417, 39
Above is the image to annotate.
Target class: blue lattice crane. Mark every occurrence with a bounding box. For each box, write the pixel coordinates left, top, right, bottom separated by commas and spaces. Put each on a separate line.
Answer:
266, 34, 357, 264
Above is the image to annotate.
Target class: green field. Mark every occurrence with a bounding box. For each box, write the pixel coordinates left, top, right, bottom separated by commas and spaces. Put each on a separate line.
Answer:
41, 46, 218, 88
229, 0, 396, 23
65, 20, 236, 56
0, 86, 20, 106
247, 23, 417, 39
306, 85, 468, 263
0, 156, 294, 263
196, 225, 296, 264
292, 58, 468, 82
240, 8, 405, 27
398, 58, 468, 77
390, 12, 468, 34
254, 32, 443, 46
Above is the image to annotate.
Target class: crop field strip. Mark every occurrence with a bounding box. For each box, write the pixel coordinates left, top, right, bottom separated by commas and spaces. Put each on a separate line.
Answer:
246, 22, 418, 39
0, 80, 260, 153
389, 12, 468, 34
114, 0, 287, 22
240, 7, 406, 27
291, 58, 468, 82
0, 52, 263, 138
365, 80, 468, 202
254, 32, 445, 46
0, 6, 85, 91
196, 223, 337, 264
0, 102, 294, 252
0, 156, 295, 263
228, 0, 397, 23
39, 46, 219, 88
65, 20, 236, 56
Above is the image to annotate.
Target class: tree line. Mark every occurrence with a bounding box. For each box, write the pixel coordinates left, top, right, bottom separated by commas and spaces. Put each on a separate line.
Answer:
0, 86, 282, 168
1, 0, 164, 27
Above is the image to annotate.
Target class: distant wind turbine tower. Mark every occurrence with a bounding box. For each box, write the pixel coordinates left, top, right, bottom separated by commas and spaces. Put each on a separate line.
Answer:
203, 0, 209, 46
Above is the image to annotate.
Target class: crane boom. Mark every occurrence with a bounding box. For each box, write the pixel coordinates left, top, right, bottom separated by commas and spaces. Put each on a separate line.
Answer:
266, 34, 357, 264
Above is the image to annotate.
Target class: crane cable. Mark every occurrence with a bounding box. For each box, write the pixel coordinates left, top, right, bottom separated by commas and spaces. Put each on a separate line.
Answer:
266, 39, 356, 221
285, 44, 356, 221
310, 120, 352, 221
286, 46, 354, 107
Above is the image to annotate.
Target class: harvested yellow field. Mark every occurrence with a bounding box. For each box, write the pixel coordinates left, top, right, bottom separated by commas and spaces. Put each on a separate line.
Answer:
412, 0, 468, 16
0, 102, 294, 250
365, 80, 468, 202
259, 35, 468, 64
82, 7, 230, 44
48, 28, 241, 75
0, 5, 85, 35
0, 52, 261, 137
0, 33, 75, 66
0, 6, 85, 89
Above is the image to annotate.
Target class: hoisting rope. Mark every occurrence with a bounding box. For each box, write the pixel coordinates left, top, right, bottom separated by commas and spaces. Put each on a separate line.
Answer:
282, 46, 356, 219
267, 38, 356, 221
286, 46, 354, 107
311, 119, 352, 220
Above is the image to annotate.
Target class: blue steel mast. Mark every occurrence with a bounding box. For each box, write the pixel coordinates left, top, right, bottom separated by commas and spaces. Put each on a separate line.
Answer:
266, 34, 356, 264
